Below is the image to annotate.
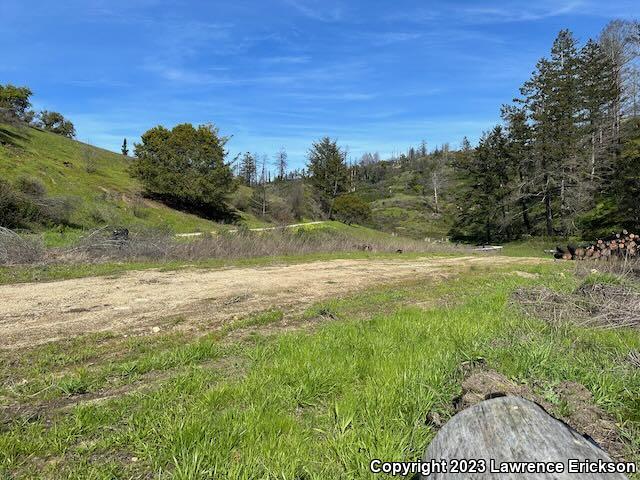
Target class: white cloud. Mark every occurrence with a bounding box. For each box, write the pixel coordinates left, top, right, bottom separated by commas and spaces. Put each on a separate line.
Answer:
281, 0, 345, 22
459, 1, 583, 24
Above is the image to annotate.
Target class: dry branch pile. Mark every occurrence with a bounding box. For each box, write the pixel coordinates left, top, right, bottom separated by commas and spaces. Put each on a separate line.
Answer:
0, 227, 43, 264
554, 230, 638, 260
513, 284, 640, 330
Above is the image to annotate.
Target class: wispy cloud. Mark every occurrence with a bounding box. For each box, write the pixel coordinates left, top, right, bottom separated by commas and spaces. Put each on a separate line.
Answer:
458, 1, 583, 24
390, 1, 584, 26
145, 59, 370, 88
281, 0, 345, 22
282, 91, 378, 101
262, 55, 311, 64
369, 32, 423, 46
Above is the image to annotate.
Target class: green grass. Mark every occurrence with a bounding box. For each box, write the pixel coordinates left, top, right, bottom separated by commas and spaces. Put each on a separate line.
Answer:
370, 194, 452, 239
500, 238, 555, 257
0, 123, 220, 235
1, 262, 638, 479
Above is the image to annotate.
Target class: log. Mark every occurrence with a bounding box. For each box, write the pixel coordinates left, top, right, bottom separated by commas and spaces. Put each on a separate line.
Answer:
421, 396, 630, 479
554, 231, 638, 261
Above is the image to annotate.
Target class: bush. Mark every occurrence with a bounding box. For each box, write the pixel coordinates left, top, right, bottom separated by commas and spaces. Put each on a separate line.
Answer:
131, 197, 150, 219
230, 185, 253, 211
0, 179, 39, 228
40, 196, 77, 225
0, 179, 76, 228
16, 176, 46, 197
269, 195, 294, 224
89, 205, 117, 225
332, 194, 371, 225
83, 145, 98, 173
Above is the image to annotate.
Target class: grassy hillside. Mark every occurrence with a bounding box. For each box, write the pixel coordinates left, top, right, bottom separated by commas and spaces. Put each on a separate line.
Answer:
358, 169, 454, 240
0, 124, 227, 239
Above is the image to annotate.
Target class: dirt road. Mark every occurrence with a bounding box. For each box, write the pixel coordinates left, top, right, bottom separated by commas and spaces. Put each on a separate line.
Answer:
0, 256, 542, 350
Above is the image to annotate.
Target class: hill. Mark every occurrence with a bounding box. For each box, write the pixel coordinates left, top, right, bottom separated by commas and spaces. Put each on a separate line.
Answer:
0, 123, 236, 242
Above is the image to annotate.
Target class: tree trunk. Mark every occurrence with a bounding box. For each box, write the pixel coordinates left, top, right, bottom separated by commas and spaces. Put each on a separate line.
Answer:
520, 198, 532, 234
432, 172, 439, 214
543, 174, 553, 236
591, 131, 596, 180
328, 177, 339, 218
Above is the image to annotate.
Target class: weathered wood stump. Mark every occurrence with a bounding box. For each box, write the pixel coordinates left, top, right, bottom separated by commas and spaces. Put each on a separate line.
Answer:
422, 396, 631, 479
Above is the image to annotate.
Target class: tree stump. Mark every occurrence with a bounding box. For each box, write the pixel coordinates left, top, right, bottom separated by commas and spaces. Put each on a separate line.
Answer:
422, 396, 630, 479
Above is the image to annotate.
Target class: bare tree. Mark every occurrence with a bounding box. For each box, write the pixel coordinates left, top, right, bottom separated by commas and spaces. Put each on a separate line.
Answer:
275, 147, 287, 181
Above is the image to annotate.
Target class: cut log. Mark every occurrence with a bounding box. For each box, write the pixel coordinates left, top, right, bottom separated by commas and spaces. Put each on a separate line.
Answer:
422, 396, 630, 479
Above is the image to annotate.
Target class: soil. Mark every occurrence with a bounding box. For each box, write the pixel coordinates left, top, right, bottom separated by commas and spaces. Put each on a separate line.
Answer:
454, 368, 627, 461
0, 256, 540, 350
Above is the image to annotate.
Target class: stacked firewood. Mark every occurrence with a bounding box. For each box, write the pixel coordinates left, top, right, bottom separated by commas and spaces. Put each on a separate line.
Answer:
554, 230, 638, 260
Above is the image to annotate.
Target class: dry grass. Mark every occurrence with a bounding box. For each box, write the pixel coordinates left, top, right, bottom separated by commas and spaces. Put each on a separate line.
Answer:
575, 256, 640, 282
512, 258, 640, 330
0, 226, 463, 267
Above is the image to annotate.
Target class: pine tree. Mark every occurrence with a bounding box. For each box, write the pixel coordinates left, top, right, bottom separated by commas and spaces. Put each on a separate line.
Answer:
239, 152, 257, 186
307, 137, 349, 217
450, 128, 514, 242
502, 105, 534, 234
121, 138, 129, 156
578, 40, 618, 190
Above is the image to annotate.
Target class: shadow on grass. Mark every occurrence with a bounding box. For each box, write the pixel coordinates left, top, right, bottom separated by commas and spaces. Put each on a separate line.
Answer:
0, 125, 29, 147
142, 192, 241, 223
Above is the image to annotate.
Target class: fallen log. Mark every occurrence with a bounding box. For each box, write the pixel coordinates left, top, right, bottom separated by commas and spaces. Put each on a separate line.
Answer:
421, 396, 632, 479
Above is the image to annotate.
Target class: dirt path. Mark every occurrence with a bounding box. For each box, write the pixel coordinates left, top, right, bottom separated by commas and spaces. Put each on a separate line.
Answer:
0, 256, 542, 350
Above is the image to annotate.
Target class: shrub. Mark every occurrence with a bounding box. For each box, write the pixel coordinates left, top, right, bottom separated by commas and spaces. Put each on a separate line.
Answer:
40, 196, 77, 225
83, 145, 98, 173
89, 205, 115, 225
131, 197, 150, 219
230, 185, 253, 211
332, 194, 371, 225
0, 179, 76, 228
0, 179, 38, 228
16, 176, 46, 197
269, 195, 294, 224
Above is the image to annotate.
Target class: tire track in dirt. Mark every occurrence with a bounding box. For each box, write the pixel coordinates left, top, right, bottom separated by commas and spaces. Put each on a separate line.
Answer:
0, 256, 543, 350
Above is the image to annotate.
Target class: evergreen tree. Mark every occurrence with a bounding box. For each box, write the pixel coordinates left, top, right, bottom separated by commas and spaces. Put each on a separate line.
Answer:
121, 138, 129, 156
579, 39, 618, 184
306, 137, 349, 217
502, 105, 534, 234
132, 123, 236, 217
239, 152, 257, 186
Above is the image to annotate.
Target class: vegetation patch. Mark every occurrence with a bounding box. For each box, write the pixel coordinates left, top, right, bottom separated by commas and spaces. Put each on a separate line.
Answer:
512, 262, 640, 329
1, 263, 638, 478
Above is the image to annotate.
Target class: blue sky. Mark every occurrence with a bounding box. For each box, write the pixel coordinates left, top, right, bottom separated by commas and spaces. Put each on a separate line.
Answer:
1, 0, 637, 168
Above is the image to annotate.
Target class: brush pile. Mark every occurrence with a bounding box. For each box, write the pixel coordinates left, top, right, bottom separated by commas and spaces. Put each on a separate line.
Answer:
554, 230, 638, 260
